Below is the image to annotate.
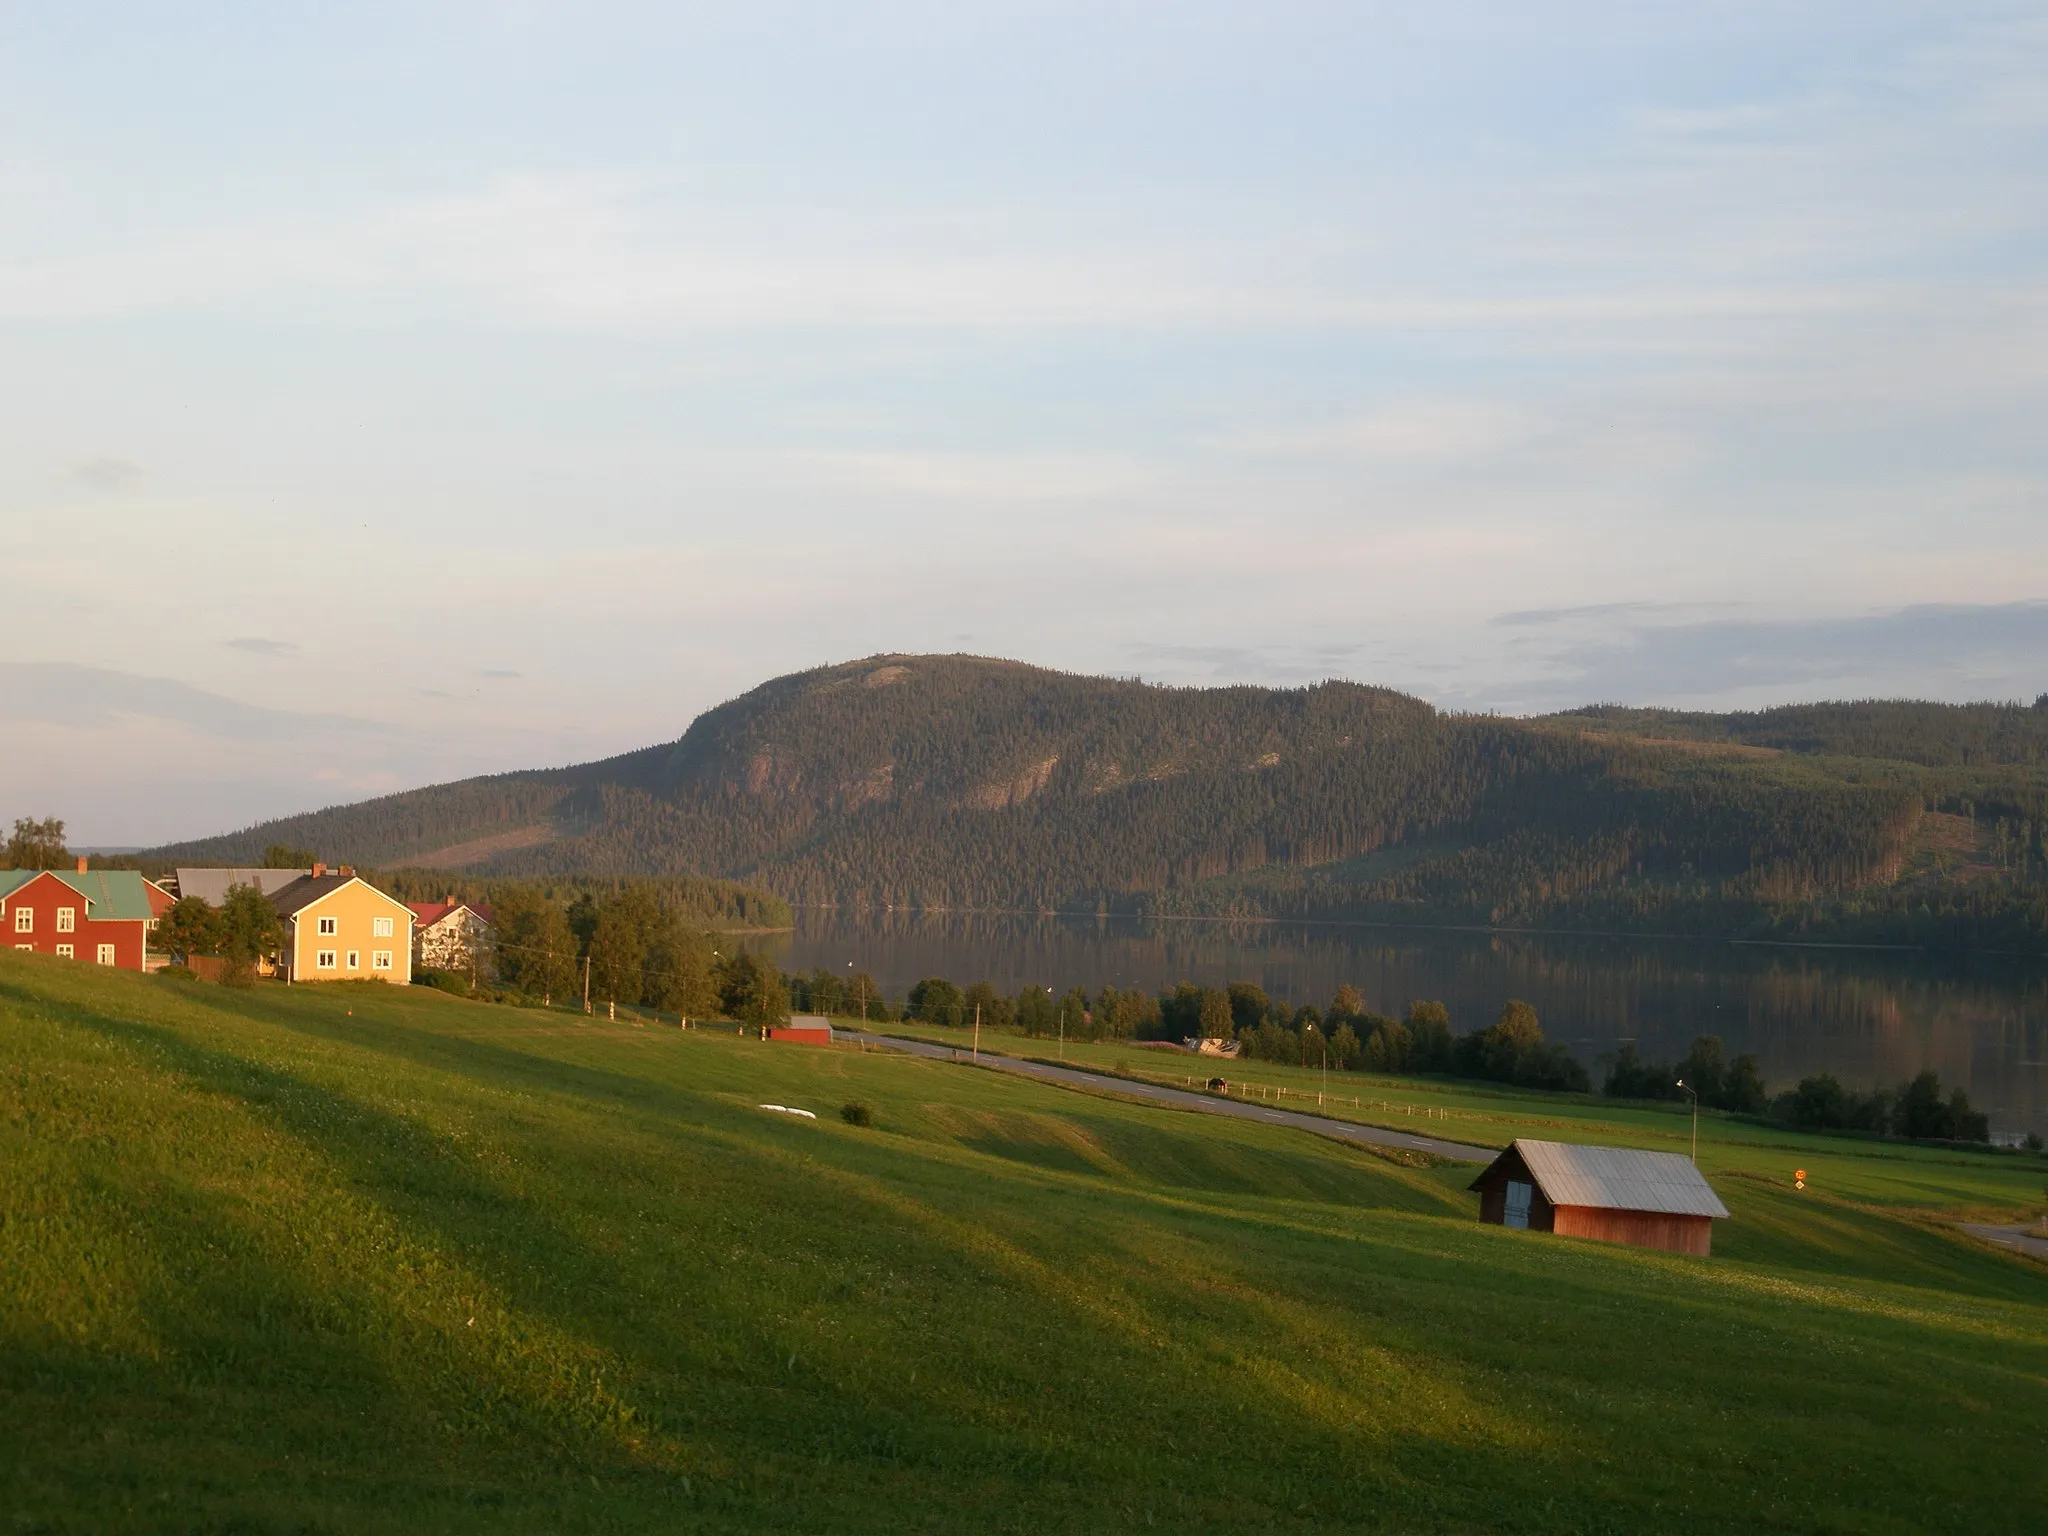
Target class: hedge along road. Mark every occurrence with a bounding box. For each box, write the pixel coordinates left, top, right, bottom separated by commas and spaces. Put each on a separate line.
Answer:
846, 1030, 1496, 1163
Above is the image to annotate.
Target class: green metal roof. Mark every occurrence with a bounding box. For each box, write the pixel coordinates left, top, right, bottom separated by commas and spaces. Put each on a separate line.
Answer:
0, 868, 157, 921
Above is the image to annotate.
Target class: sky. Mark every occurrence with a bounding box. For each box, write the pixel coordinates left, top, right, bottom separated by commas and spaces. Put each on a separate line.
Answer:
3, 1, 2045, 844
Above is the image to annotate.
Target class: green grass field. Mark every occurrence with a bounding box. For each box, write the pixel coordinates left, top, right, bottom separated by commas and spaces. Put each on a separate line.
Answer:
3, 953, 2044, 1533
872, 1020, 2048, 1219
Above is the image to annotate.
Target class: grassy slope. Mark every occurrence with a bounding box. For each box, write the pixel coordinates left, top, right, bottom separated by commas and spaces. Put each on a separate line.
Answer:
2, 955, 2043, 1534
873, 1023, 2048, 1222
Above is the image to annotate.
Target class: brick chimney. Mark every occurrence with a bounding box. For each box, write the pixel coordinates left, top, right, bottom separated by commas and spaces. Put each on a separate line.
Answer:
312, 861, 326, 878
339, 865, 354, 878
76, 855, 88, 873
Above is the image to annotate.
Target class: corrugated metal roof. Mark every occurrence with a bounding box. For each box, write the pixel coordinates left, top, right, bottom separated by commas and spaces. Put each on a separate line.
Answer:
1479, 1138, 1730, 1219
175, 868, 310, 905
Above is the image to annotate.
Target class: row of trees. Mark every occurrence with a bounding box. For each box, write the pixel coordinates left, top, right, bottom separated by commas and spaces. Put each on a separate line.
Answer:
490, 882, 798, 1028
1769, 1069, 1991, 1142
1604, 1036, 1769, 1115
856, 971, 1999, 1140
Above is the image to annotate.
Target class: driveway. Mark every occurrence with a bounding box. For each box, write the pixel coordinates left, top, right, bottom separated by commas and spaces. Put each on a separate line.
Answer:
846, 1031, 1496, 1163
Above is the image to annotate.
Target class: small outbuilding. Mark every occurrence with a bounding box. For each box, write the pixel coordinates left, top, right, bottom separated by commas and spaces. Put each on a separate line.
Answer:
1470, 1138, 1730, 1256
768, 1015, 834, 1045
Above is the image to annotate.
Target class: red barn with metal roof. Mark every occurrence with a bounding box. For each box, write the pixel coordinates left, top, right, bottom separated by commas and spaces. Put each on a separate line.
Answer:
1470, 1138, 1731, 1256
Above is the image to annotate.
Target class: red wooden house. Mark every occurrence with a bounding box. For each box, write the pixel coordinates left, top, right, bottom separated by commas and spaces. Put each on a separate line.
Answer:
0, 859, 161, 972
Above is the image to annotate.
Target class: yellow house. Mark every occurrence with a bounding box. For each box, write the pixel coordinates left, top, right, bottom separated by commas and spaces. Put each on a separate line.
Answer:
270, 870, 415, 984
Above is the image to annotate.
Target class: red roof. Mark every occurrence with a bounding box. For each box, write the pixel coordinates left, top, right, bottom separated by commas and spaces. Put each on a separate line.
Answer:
406, 901, 493, 929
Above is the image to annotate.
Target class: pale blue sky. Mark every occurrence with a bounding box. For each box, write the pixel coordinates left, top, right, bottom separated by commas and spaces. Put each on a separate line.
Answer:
4, 2, 2045, 842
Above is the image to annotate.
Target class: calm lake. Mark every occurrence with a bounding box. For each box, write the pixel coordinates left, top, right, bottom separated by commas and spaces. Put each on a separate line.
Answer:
745, 909, 2048, 1140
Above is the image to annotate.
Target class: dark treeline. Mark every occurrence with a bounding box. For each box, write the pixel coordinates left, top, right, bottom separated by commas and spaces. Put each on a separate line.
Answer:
140, 658, 2048, 954
1544, 697, 2048, 769
1769, 1068, 1992, 1143
377, 869, 790, 931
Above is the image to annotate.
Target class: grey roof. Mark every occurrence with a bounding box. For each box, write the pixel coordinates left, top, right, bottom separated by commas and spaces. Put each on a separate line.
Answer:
175, 868, 310, 905
1474, 1138, 1730, 1219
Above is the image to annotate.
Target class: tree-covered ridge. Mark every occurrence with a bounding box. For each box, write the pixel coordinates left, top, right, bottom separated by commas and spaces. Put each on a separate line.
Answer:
1541, 696, 2048, 767
141, 655, 2048, 951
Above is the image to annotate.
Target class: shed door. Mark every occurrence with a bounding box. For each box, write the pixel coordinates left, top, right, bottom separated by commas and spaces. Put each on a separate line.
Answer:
1504, 1181, 1533, 1230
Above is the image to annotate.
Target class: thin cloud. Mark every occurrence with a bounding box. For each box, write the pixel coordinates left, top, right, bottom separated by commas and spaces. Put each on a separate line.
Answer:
224, 637, 300, 657
1465, 600, 2048, 712
478, 668, 521, 679
72, 457, 143, 490
1493, 602, 1707, 628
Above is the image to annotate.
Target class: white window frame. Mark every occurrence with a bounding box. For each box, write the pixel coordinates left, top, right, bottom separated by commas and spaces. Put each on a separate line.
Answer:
345, 949, 360, 970
96, 944, 116, 966
13, 909, 30, 934
317, 916, 338, 936
55, 907, 76, 933
12, 943, 31, 952
316, 949, 337, 970
372, 916, 393, 938
372, 949, 392, 970
55, 944, 74, 960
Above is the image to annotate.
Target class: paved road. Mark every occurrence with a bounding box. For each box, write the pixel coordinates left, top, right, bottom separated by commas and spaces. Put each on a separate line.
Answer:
1960, 1223, 2048, 1261
846, 1031, 1496, 1163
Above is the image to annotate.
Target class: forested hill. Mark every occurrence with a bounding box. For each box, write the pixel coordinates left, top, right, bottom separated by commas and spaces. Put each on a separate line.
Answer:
150, 656, 2048, 950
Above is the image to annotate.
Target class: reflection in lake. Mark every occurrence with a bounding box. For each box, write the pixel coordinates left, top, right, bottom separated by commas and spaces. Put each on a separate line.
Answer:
745, 909, 2048, 1139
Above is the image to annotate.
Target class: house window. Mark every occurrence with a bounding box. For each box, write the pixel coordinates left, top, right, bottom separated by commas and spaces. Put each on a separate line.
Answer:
96, 944, 116, 966
316, 949, 337, 970
55, 944, 74, 959
372, 916, 393, 938
13, 944, 30, 952
13, 909, 30, 933
346, 950, 360, 970
372, 949, 392, 970
318, 916, 338, 936
56, 907, 76, 933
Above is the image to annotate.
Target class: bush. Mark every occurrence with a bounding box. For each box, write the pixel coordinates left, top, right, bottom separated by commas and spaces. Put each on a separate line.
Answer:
416, 969, 472, 997
840, 1102, 874, 1127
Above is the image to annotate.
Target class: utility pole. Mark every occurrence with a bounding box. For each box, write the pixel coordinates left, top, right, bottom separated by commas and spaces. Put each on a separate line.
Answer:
1052, 987, 1062, 1059
583, 953, 592, 1017
972, 1004, 981, 1063
1677, 1078, 1699, 1163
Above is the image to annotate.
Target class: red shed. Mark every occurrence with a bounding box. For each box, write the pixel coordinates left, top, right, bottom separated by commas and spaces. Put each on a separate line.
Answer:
1470, 1138, 1730, 1256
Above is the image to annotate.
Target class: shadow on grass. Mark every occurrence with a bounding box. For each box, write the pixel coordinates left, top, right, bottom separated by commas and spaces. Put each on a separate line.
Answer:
11, 971, 2042, 1533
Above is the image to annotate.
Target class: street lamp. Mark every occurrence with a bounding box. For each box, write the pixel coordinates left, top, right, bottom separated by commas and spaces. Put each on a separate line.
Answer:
1050, 986, 1062, 1059
1676, 1077, 1699, 1164
1306, 1021, 1327, 1107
